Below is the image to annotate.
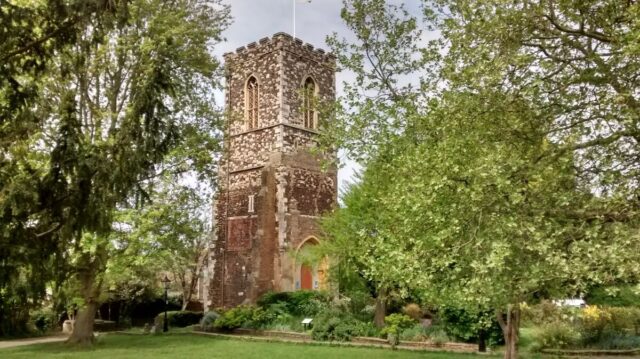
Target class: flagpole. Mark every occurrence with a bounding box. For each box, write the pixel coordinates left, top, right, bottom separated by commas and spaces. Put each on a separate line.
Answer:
293, 0, 296, 38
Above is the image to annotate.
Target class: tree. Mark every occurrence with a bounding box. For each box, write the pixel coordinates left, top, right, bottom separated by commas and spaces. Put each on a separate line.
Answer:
323, 1, 640, 358
1, 0, 229, 343
0, 0, 123, 337
119, 181, 211, 310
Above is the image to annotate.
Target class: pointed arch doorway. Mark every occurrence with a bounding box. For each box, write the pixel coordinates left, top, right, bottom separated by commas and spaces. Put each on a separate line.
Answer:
295, 237, 327, 291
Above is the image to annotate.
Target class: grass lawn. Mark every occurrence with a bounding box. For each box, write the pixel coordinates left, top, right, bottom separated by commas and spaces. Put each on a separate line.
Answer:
0, 333, 498, 359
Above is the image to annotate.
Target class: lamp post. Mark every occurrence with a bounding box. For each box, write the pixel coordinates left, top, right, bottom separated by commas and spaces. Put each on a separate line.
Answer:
161, 275, 171, 332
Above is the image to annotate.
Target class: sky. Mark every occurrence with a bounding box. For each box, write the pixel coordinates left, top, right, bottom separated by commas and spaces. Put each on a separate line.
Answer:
211, 0, 425, 194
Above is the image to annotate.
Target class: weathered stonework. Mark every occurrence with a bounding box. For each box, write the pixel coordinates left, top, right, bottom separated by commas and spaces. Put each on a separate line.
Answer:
208, 33, 337, 308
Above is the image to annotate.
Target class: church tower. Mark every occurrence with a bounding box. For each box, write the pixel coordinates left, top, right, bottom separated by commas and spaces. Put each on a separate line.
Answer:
208, 33, 337, 308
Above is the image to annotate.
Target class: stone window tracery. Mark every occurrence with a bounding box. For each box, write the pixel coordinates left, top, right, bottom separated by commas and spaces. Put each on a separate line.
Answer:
246, 76, 259, 129
302, 77, 317, 129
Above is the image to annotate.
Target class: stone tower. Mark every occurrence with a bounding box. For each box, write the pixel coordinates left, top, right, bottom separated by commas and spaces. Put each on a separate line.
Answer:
208, 33, 337, 308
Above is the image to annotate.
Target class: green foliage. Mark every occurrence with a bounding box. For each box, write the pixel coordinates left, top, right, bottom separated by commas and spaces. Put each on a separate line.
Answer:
399, 324, 429, 342
154, 311, 203, 328
311, 308, 364, 342
200, 311, 220, 332
438, 307, 504, 346
586, 285, 640, 307
1, 0, 230, 339
428, 328, 450, 347
529, 321, 581, 352
380, 313, 416, 338
323, 1, 640, 357
586, 332, 640, 350
521, 301, 576, 327
30, 308, 57, 334
608, 307, 640, 334
214, 306, 270, 331
257, 291, 330, 317
578, 305, 640, 343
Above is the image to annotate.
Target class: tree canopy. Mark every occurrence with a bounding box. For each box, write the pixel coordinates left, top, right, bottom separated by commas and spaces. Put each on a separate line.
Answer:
322, 1, 640, 358
0, 0, 230, 341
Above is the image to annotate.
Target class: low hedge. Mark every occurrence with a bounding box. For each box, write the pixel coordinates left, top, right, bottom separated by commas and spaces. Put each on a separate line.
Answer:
155, 310, 203, 328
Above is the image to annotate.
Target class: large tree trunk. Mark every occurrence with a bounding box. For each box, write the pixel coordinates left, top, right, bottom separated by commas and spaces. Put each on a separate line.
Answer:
497, 305, 520, 359
374, 287, 387, 328
67, 248, 105, 345
67, 301, 98, 345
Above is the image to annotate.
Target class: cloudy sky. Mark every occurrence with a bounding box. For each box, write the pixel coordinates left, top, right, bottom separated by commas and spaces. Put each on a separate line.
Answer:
211, 0, 424, 194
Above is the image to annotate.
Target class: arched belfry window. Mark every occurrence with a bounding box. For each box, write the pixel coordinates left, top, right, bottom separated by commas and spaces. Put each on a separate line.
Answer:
245, 76, 259, 129
302, 77, 317, 129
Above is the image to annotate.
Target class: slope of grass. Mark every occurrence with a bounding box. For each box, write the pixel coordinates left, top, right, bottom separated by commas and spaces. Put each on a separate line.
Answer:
0, 333, 495, 359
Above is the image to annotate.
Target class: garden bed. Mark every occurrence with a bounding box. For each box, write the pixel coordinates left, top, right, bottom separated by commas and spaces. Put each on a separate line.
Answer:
195, 328, 481, 353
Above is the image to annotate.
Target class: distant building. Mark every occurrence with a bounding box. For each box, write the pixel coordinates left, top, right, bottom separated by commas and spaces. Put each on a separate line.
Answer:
206, 33, 337, 308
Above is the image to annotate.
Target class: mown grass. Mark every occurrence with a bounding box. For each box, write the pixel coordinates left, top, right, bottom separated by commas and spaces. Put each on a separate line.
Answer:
0, 333, 498, 359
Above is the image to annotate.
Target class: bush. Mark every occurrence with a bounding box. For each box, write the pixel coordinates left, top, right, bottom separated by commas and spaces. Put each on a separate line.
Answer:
438, 307, 504, 346
352, 320, 380, 337
588, 332, 640, 349
380, 313, 416, 339
529, 321, 581, 352
402, 304, 423, 321
154, 310, 203, 328
521, 300, 574, 326
400, 324, 429, 342
257, 291, 330, 317
429, 327, 450, 346
200, 311, 220, 331
214, 305, 271, 331
608, 307, 640, 334
30, 308, 57, 334
579, 305, 612, 342
311, 308, 362, 341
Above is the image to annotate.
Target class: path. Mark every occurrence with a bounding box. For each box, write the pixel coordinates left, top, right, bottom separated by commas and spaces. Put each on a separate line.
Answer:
0, 334, 67, 349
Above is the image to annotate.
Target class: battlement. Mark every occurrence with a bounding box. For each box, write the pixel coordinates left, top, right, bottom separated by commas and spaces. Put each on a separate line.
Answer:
223, 32, 335, 66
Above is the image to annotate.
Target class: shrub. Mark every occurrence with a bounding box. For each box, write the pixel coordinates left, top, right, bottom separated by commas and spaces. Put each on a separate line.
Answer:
579, 305, 612, 342
214, 305, 270, 331
30, 308, 57, 334
352, 320, 380, 337
438, 307, 504, 346
608, 307, 640, 334
200, 311, 220, 331
154, 310, 203, 328
429, 328, 450, 346
311, 308, 361, 341
380, 313, 417, 340
400, 324, 429, 342
589, 332, 640, 349
529, 321, 581, 352
257, 291, 330, 317
521, 300, 572, 326
402, 304, 423, 321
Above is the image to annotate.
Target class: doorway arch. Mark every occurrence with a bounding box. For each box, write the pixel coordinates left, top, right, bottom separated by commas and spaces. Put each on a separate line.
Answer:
294, 237, 327, 290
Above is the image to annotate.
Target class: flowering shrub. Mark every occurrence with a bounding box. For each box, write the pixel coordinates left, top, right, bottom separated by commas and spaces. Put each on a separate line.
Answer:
579, 305, 612, 341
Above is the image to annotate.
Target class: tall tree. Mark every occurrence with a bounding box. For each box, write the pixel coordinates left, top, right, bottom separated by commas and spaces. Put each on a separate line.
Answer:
323, 1, 640, 358
1, 0, 229, 343
0, 0, 124, 337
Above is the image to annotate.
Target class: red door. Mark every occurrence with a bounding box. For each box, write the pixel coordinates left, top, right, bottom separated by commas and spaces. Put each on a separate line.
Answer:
300, 265, 313, 290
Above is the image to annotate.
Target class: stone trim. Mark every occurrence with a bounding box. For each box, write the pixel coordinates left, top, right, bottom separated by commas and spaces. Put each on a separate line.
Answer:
229, 123, 320, 138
